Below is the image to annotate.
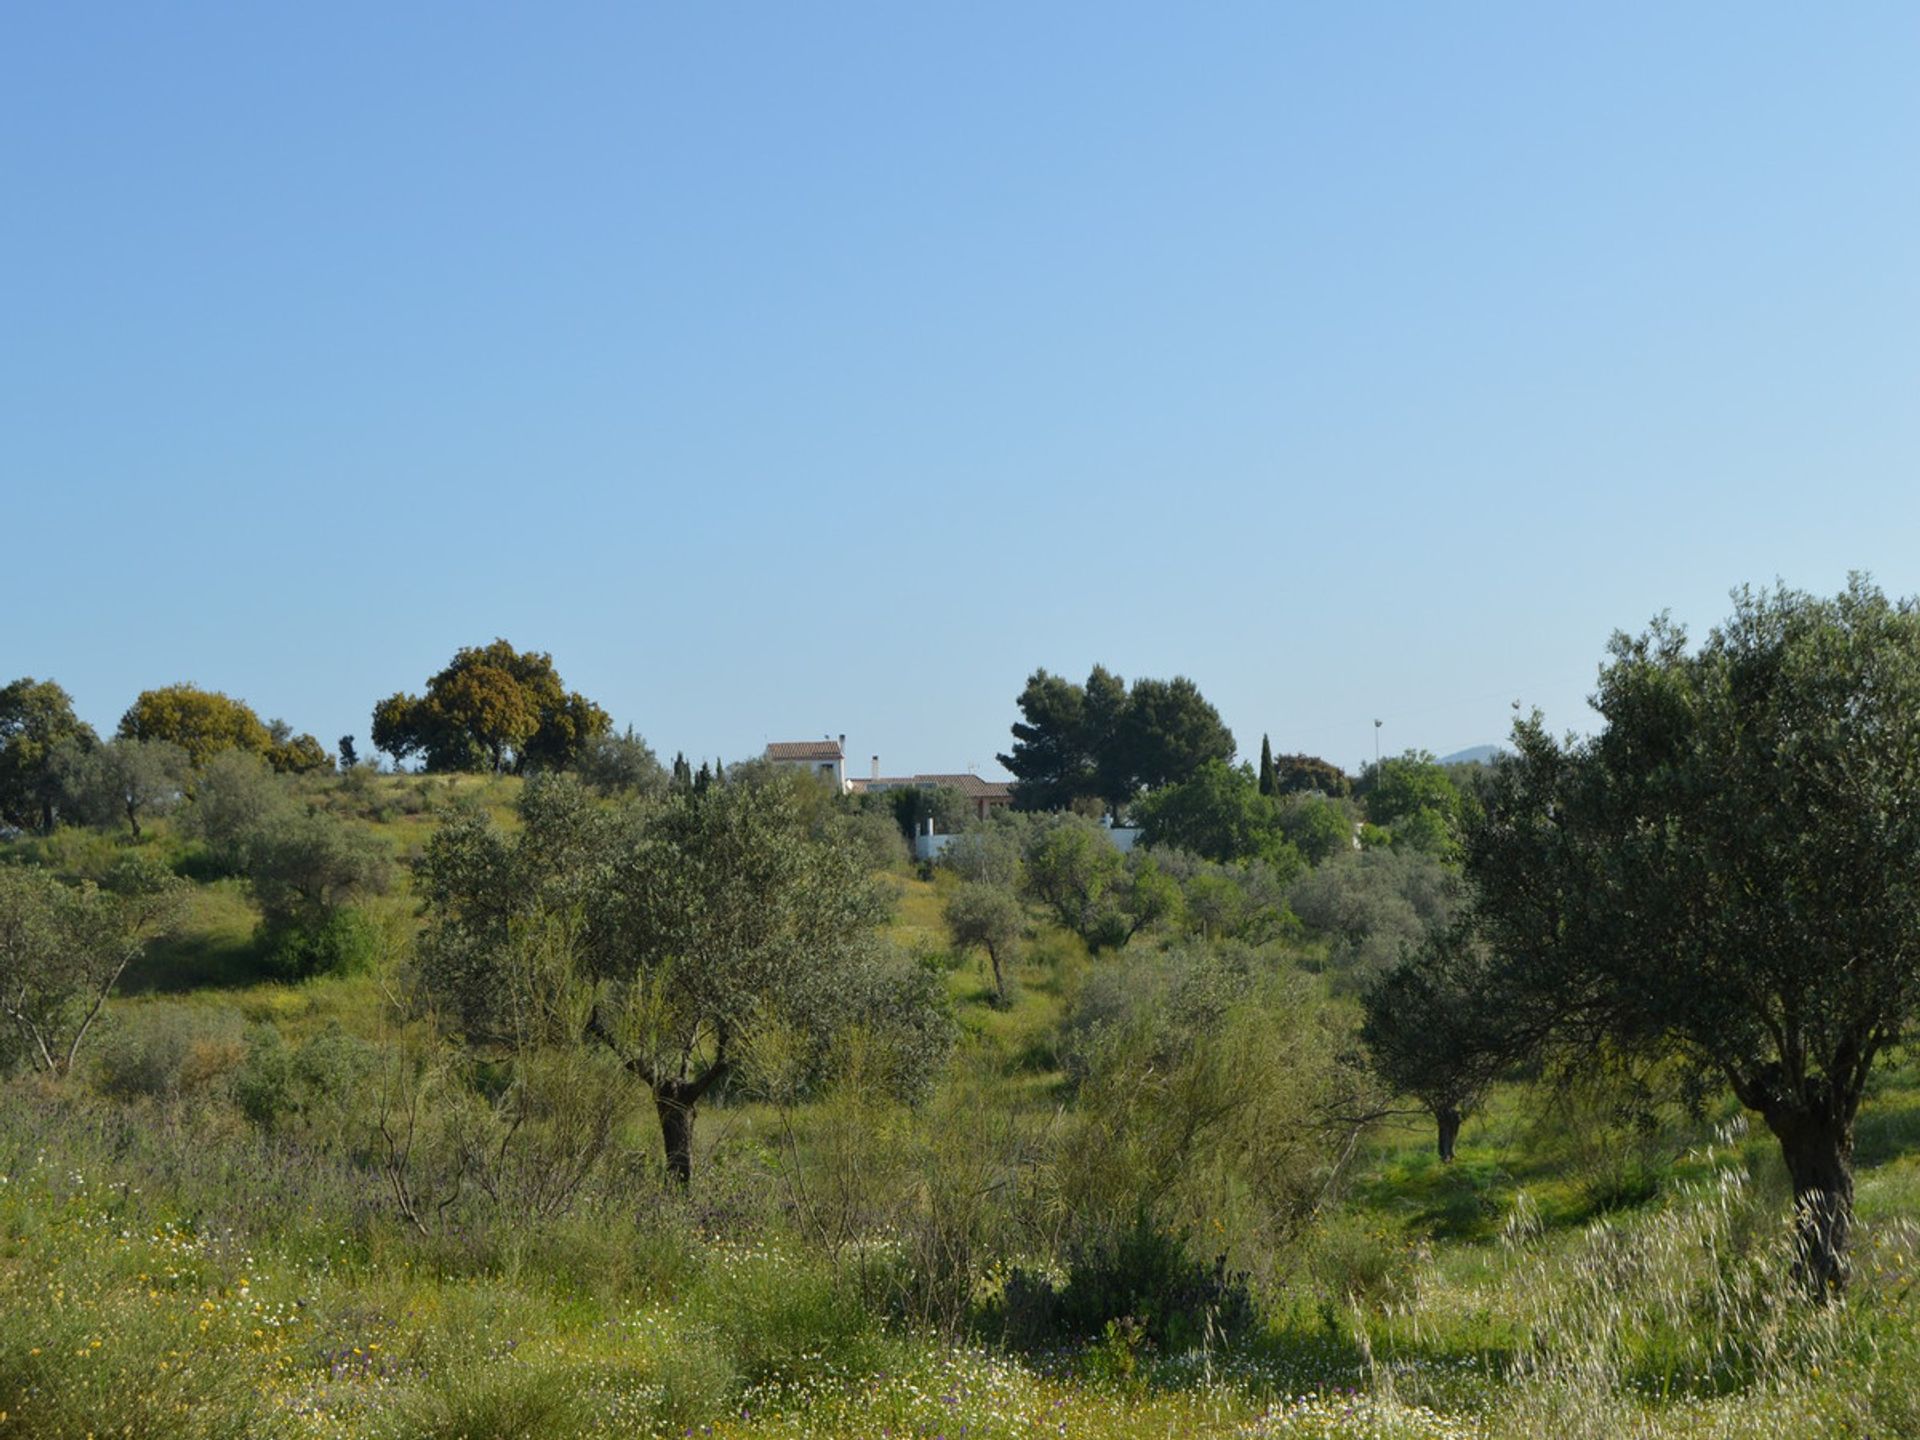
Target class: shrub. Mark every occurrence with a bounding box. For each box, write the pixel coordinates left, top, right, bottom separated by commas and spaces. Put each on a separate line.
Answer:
94, 1009, 243, 1102
999, 1217, 1257, 1353
256, 905, 381, 980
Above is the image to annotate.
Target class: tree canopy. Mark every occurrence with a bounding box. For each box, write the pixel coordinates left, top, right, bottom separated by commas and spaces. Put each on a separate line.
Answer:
1454, 579, 1920, 1295
117, 683, 326, 774
372, 640, 610, 774
0, 677, 97, 833
999, 665, 1233, 814
416, 771, 914, 1185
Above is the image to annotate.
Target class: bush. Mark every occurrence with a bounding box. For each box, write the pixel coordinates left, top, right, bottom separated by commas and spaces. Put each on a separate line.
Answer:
999, 1217, 1257, 1353
94, 1009, 243, 1102
257, 905, 381, 980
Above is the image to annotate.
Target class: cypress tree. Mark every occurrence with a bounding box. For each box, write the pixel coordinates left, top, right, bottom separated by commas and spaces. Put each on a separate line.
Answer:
1258, 734, 1276, 797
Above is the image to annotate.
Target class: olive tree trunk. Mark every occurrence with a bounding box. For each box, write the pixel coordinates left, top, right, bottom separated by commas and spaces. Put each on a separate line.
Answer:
1435, 1106, 1462, 1163
1765, 1108, 1854, 1298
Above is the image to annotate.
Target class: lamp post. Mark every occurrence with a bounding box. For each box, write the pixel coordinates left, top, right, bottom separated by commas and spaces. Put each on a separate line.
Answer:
1373, 719, 1382, 781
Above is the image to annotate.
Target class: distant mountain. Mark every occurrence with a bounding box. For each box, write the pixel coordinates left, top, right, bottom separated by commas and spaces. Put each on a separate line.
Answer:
1439, 744, 1505, 767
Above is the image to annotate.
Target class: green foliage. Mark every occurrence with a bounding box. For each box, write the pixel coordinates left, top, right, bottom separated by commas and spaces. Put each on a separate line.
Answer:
1275, 792, 1355, 865
1118, 676, 1236, 794
372, 639, 611, 774
1273, 751, 1351, 797
0, 862, 186, 1077
1288, 847, 1459, 993
1360, 750, 1467, 856
116, 683, 287, 769
1019, 813, 1124, 943
571, 724, 667, 797
180, 749, 291, 874
934, 823, 1024, 888
93, 1006, 242, 1102
265, 727, 331, 775
54, 736, 191, 837
417, 769, 914, 1185
257, 904, 381, 980
1000, 665, 1233, 814
0, 676, 98, 833
1463, 577, 1920, 1294
881, 782, 970, 844
1134, 759, 1302, 870
1361, 928, 1513, 1157
945, 881, 1023, 1005
1056, 944, 1360, 1280
1051, 1218, 1258, 1353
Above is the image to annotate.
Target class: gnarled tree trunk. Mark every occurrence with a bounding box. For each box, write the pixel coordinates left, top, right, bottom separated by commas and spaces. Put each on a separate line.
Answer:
655, 1082, 697, 1187
1435, 1105, 1462, 1163
1764, 1107, 1855, 1299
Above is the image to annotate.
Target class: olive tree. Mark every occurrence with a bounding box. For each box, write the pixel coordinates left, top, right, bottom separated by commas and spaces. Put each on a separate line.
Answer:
1466, 579, 1920, 1296
417, 771, 904, 1187
586, 774, 891, 1182
56, 737, 191, 837
945, 882, 1023, 1006
1360, 929, 1514, 1161
0, 862, 185, 1077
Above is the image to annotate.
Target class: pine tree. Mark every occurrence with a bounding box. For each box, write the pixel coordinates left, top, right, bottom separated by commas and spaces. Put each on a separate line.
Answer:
1258, 734, 1276, 797
671, 752, 693, 792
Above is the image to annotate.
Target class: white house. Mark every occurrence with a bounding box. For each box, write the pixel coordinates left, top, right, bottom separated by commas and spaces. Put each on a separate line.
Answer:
764, 736, 847, 791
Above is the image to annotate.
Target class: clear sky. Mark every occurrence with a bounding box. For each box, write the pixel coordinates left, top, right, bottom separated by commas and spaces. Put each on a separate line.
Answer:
7, 4, 1918, 777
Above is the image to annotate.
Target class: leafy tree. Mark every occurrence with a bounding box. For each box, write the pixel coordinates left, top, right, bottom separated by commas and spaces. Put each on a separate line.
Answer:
573, 726, 668, 798
1056, 944, 1360, 1285
0, 861, 185, 1078
372, 640, 610, 774
1273, 753, 1350, 797
337, 735, 358, 770
265, 723, 332, 775
934, 824, 1025, 889
118, 684, 271, 768
945, 882, 1023, 1006
1463, 580, 1920, 1296
1361, 930, 1512, 1161
1115, 676, 1235, 794
1020, 815, 1124, 942
1133, 760, 1300, 871
585, 774, 892, 1182
1287, 847, 1458, 994
1275, 792, 1355, 865
180, 750, 293, 873
1000, 669, 1096, 812
1001, 666, 1234, 815
1083, 665, 1134, 814
56, 737, 191, 837
1115, 854, 1181, 946
0, 677, 98, 832
1360, 751, 1466, 857
416, 772, 903, 1186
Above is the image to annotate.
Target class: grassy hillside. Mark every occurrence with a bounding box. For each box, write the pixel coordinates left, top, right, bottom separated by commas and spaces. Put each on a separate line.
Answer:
3, 773, 1918, 1438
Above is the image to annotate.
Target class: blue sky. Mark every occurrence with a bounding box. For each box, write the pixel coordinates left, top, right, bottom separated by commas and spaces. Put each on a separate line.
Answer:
7, 4, 1918, 777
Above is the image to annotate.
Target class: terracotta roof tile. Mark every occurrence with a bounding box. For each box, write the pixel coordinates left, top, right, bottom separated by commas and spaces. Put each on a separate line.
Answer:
766, 740, 844, 761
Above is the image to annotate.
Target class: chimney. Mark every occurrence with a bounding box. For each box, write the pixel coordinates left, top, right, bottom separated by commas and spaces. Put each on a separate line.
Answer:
838, 733, 846, 755
871, 755, 880, 780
